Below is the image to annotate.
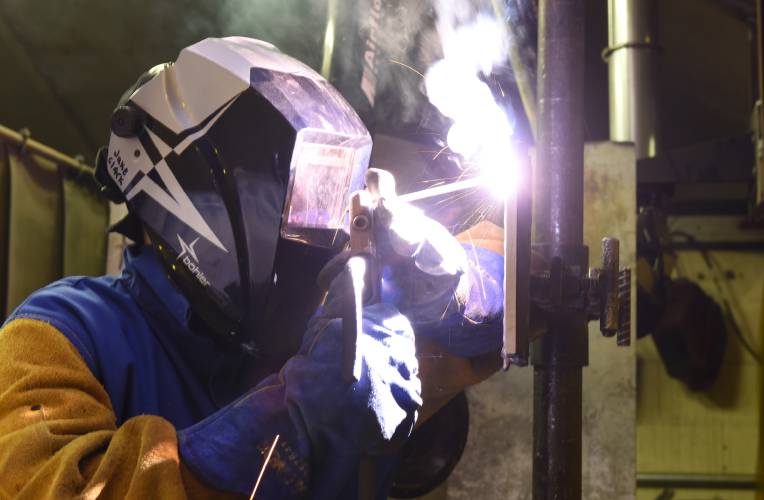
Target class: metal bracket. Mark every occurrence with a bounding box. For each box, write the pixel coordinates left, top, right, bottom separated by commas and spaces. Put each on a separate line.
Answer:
529, 238, 631, 347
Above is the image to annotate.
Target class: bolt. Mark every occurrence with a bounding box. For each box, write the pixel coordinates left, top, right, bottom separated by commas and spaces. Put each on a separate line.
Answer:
352, 214, 370, 231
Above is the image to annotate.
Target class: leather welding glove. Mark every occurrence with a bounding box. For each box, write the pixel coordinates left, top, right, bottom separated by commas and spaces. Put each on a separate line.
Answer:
376, 169, 504, 353
317, 201, 504, 432
178, 267, 421, 499
318, 198, 504, 359
414, 220, 506, 422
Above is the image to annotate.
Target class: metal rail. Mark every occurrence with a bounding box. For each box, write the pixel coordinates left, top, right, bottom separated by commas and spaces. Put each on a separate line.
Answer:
0, 123, 93, 176
636, 473, 758, 490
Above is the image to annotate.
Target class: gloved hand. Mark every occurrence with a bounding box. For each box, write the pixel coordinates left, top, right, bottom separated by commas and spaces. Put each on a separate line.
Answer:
415, 222, 506, 423
178, 267, 421, 499
319, 169, 470, 329
369, 169, 504, 358
374, 194, 468, 322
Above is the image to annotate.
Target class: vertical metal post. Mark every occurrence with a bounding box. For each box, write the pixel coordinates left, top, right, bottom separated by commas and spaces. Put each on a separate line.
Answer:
605, 0, 660, 159
532, 0, 587, 499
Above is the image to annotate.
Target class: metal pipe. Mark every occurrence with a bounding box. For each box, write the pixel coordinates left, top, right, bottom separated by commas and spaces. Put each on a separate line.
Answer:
535, 0, 585, 248
605, 0, 660, 159
0, 123, 93, 176
636, 473, 758, 490
532, 0, 587, 498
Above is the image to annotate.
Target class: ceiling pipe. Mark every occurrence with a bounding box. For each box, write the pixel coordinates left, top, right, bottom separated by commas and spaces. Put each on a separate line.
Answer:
604, 0, 661, 159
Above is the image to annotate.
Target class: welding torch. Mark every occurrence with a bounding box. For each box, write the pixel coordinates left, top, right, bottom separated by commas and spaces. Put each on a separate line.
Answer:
341, 189, 378, 382
340, 169, 397, 500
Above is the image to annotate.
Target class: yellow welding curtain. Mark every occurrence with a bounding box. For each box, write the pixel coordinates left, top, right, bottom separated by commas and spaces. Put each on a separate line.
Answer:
0, 140, 108, 319
62, 170, 108, 277
5, 149, 63, 314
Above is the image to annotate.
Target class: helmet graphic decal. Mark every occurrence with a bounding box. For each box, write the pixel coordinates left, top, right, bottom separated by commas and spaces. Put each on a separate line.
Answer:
177, 234, 200, 261
115, 101, 234, 253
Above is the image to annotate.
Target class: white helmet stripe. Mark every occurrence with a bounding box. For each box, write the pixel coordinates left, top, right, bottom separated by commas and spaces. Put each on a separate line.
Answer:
126, 158, 228, 252
174, 99, 235, 155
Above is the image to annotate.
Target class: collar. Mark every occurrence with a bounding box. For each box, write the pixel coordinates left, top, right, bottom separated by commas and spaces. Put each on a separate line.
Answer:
120, 244, 262, 406
122, 244, 192, 330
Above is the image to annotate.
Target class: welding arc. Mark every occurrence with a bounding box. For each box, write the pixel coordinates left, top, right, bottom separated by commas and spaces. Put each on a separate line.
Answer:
249, 434, 280, 500
398, 177, 483, 202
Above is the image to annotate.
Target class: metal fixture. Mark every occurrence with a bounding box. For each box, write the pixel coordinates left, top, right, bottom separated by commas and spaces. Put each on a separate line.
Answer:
529, 2, 632, 498
637, 135, 754, 216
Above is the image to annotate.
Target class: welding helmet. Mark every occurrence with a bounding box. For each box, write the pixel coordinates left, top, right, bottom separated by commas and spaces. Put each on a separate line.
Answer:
95, 37, 372, 357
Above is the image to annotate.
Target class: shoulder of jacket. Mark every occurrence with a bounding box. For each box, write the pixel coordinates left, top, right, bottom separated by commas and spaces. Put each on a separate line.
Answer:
4, 274, 136, 377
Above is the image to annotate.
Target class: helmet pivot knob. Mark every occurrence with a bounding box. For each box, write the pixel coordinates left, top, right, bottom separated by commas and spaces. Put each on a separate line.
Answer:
111, 106, 144, 137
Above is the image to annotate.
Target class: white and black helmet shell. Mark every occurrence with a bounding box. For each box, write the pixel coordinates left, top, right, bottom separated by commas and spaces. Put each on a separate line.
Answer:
100, 37, 372, 351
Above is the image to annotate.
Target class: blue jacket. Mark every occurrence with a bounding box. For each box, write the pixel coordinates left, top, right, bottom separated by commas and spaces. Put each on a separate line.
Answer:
5, 245, 249, 430
4, 243, 504, 498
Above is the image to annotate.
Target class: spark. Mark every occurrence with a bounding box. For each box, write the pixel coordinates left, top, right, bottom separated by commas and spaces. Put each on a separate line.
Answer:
465, 230, 487, 301
493, 74, 505, 97
249, 434, 280, 500
399, 177, 483, 203
434, 188, 476, 207
389, 59, 425, 78
432, 145, 450, 161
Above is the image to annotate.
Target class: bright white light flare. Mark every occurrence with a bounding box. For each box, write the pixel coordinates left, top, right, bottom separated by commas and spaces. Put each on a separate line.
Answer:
425, 14, 517, 199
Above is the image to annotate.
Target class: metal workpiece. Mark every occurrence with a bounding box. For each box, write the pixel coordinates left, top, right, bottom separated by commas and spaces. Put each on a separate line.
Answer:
533, 0, 586, 498
605, 0, 660, 158
503, 147, 533, 368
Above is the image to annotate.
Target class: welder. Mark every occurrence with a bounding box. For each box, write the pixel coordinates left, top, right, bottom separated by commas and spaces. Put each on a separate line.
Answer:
0, 37, 504, 499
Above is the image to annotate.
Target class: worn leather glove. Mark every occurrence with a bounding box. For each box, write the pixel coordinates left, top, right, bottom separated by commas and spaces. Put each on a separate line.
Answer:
370, 172, 504, 359
178, 267, 421, 499
318, 181, 504, 360
376, 208, 504, 425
